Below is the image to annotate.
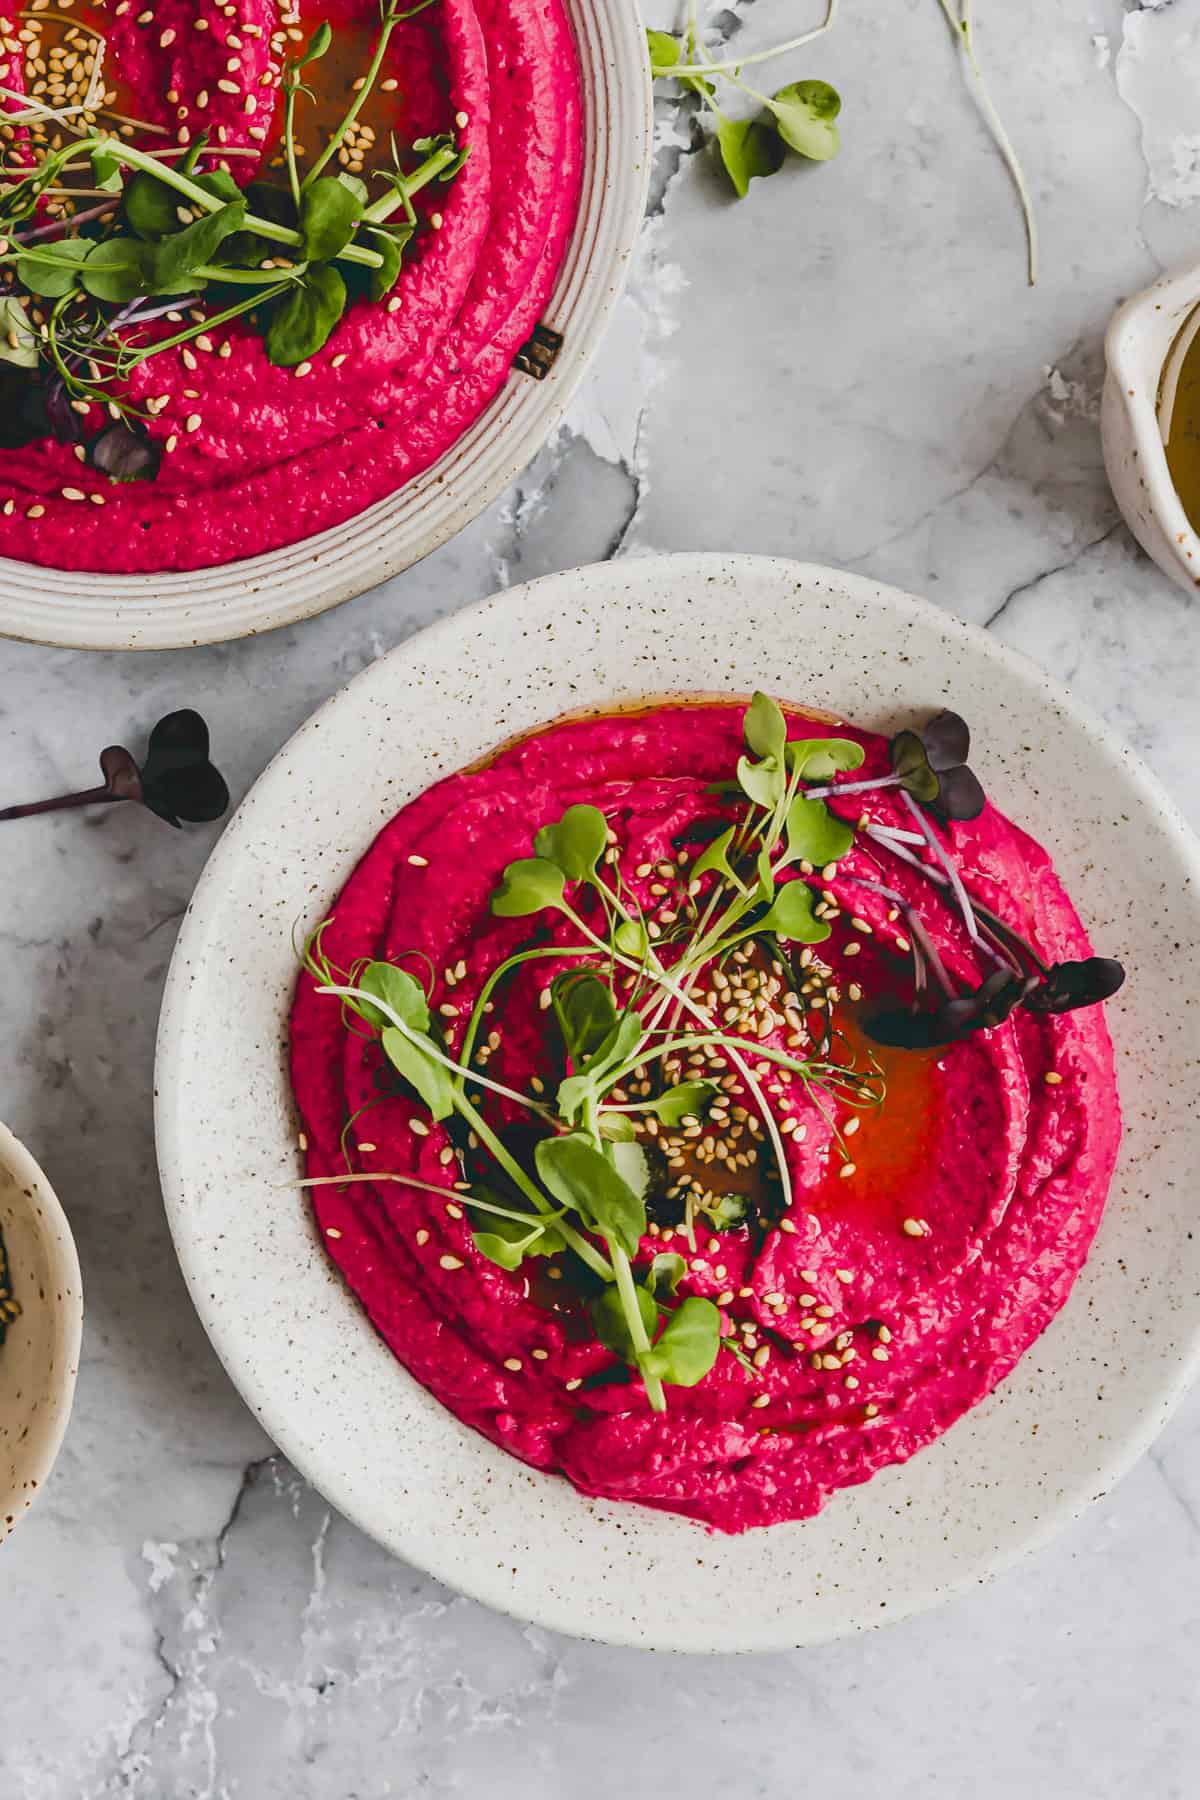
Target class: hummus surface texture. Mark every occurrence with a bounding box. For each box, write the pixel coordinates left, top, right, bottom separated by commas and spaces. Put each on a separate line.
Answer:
289, 704, 1122, 1532
0, 0, 581, 571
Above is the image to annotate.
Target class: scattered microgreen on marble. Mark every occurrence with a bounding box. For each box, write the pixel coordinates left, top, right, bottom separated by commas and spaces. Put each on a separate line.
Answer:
0, 708, 229, 828
647, 0, 842, 199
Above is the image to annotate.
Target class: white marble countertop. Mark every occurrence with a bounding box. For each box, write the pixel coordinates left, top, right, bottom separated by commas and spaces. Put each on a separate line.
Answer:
4, 1, 1200, 1792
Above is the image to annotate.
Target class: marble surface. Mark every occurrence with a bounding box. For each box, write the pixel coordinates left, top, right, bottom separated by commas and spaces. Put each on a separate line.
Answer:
3, 0, 1200, 1792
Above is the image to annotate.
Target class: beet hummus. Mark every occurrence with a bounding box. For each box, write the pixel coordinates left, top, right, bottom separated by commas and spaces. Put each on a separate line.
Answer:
0, 0, 580, 571
289, 700, 1123, 1532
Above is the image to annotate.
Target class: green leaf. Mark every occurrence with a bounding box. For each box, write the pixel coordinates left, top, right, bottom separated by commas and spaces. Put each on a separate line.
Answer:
123, 170, 184, 239
890, 730, 939, 804
646, 1251, 686, 1296
597, 1112, 636, 1142
144, 198, 247, 290
265, 263, 347, 366
535, 1133, 646, 1258
300, 176, 362, 261
556, 1010, 644, 1122
646, 27, 681, 70
643, 1080, 716, 1127
590, 1281, 659, 1361
692, 825, 741, 888
744, 691, 786, 764
641, 1296, 721, 1387
781, 794, 854, 867
80, 236, 148, 303
533, 803, 609, 884
337, 172, 369, 204
754, 879, 831, 945
15, 237, 90, 297
491, 856, 566, 918
380, 1024, 454, 1120
609, 1138, 649, 1203
356, 961, 430, 1033
613, 918, 649, 959
221, 181, 298, 267
194, 169, 244, 207
785, 736, 865, 780
769, 79, 841, 162
470, 1195, 566, 1270
699, 1189, 749, 1230
713, 115, 785, 199
90, 145, 123, 193
0, 295, 37, 368
551, 970, 617, 1069
364, 228, 406, 302
294, 17, 332, 65
737, 753, 784, 811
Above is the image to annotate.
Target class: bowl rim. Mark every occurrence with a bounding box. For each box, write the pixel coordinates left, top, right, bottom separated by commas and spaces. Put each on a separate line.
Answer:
155, 552, 1200, 1651
0, 0, 653, 651
0, 1120, 84, 1537
1104, 256, 1200, 588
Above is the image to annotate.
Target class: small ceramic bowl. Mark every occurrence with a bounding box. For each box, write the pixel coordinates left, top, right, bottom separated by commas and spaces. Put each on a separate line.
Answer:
1102, 258, 1200, 594
0, 1123, 83, 1542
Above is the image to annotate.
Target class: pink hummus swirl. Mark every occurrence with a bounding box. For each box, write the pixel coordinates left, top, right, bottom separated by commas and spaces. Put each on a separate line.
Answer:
289, 703, 1122, 1533
0, 0, 581, 570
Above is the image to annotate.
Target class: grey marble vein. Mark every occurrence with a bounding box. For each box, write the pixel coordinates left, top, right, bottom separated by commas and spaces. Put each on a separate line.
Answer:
4, 1, 1200, 1794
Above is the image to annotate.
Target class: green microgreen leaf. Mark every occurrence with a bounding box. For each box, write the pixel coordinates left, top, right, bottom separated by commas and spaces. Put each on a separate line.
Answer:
646, 1251, 686, 1297
551, 969, 617, 1069
737, 753, 785, 811
781, 793, 854, 867
535, 1132, 646, 1259
768, 78, 841, 161
80, 237, 149, 303
265, 263, 346, 366
597, 1112, 636, 1142
356, 961, 430, 1032
589, 1280, 659, 1361
753, 879, 831, 945
640, 1295, 721, 1387
786, 736, 865, 780
533, 803, 609, 885
643, 1080, 717, 1127
692, 824, 742, 889
15, 238, 90, 298
744, 691, 787, 764
613, 918, 649, 958
556, 1011, 644, 1122
713, 115, 786, 199
300, 176, 363, 261
470, 1192, 566, 1270
294, 18, 333, 66
890, 729, 940, 804
143, 198, 247, 290
379, 1023, 454, 1120
645, 27, 681, 71
0, 296, 37, 368
608, 1137, 650, 1203
491, 856, 567, 918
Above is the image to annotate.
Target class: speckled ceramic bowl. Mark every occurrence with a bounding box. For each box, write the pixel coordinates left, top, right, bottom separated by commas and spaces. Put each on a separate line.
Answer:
0, 0, 651, 651
155, 554, 1200, 1651
0, 1123, 83, 1542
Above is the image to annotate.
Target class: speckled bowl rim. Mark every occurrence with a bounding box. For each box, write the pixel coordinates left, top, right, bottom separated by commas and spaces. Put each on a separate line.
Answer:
155, 553, 1200, 1651
0, 0, 652, 651
0, 1121, 83, 1539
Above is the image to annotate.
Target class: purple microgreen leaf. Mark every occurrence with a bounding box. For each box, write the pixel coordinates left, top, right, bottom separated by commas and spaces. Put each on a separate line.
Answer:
1024, 957, 1126, 1014
921, 709, 971, 773
932, 763, 986, 823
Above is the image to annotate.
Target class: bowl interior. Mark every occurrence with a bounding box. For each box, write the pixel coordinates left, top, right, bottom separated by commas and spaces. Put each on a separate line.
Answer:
155, 553, 1200, 1651
0, 0, 652, 650
0, 1127, 83, 1541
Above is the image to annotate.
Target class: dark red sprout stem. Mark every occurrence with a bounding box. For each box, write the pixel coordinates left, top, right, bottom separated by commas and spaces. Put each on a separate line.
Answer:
0, 784, 123, 823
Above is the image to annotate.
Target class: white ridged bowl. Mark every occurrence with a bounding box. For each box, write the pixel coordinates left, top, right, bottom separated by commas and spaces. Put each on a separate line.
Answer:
0, 1122, 83, 1543
0, 0, 651, 650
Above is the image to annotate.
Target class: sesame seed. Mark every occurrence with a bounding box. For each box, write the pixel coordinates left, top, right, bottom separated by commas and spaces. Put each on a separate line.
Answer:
439, 1254, 463, 1271
844, 1117, 861, 1137
387, 295, 403, 313
565, 1377, 582, 1391
843, 941, 861, 957
439, 1145, 456, 1167
750, 1393, 771, 1409
415, 1228, 429, 1246
839, 1161, 856, 1179
159, 25, 175, 44
753, 1345, 770, 1369
325, 1226, 342, 1239
844, 1375, 860, 1390
1044, 1070, 1063, 1086
835, 1267, 854, 1283
815, 1304, 835, 1320
410, 1119, 430, 1137
901, 1217, 929, 1238
779, 1216, 797, 1234
185, 412, 201, 432
60, 486, 85, 500
763, 1290, 785, 1306
872, 1345, 890, 1362
503, 1357, 522, 1372
822, 1354, 842, 1371
531, 1347, 549, 1361
407, 852, 429, 866
865, 1402, 879, 1417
